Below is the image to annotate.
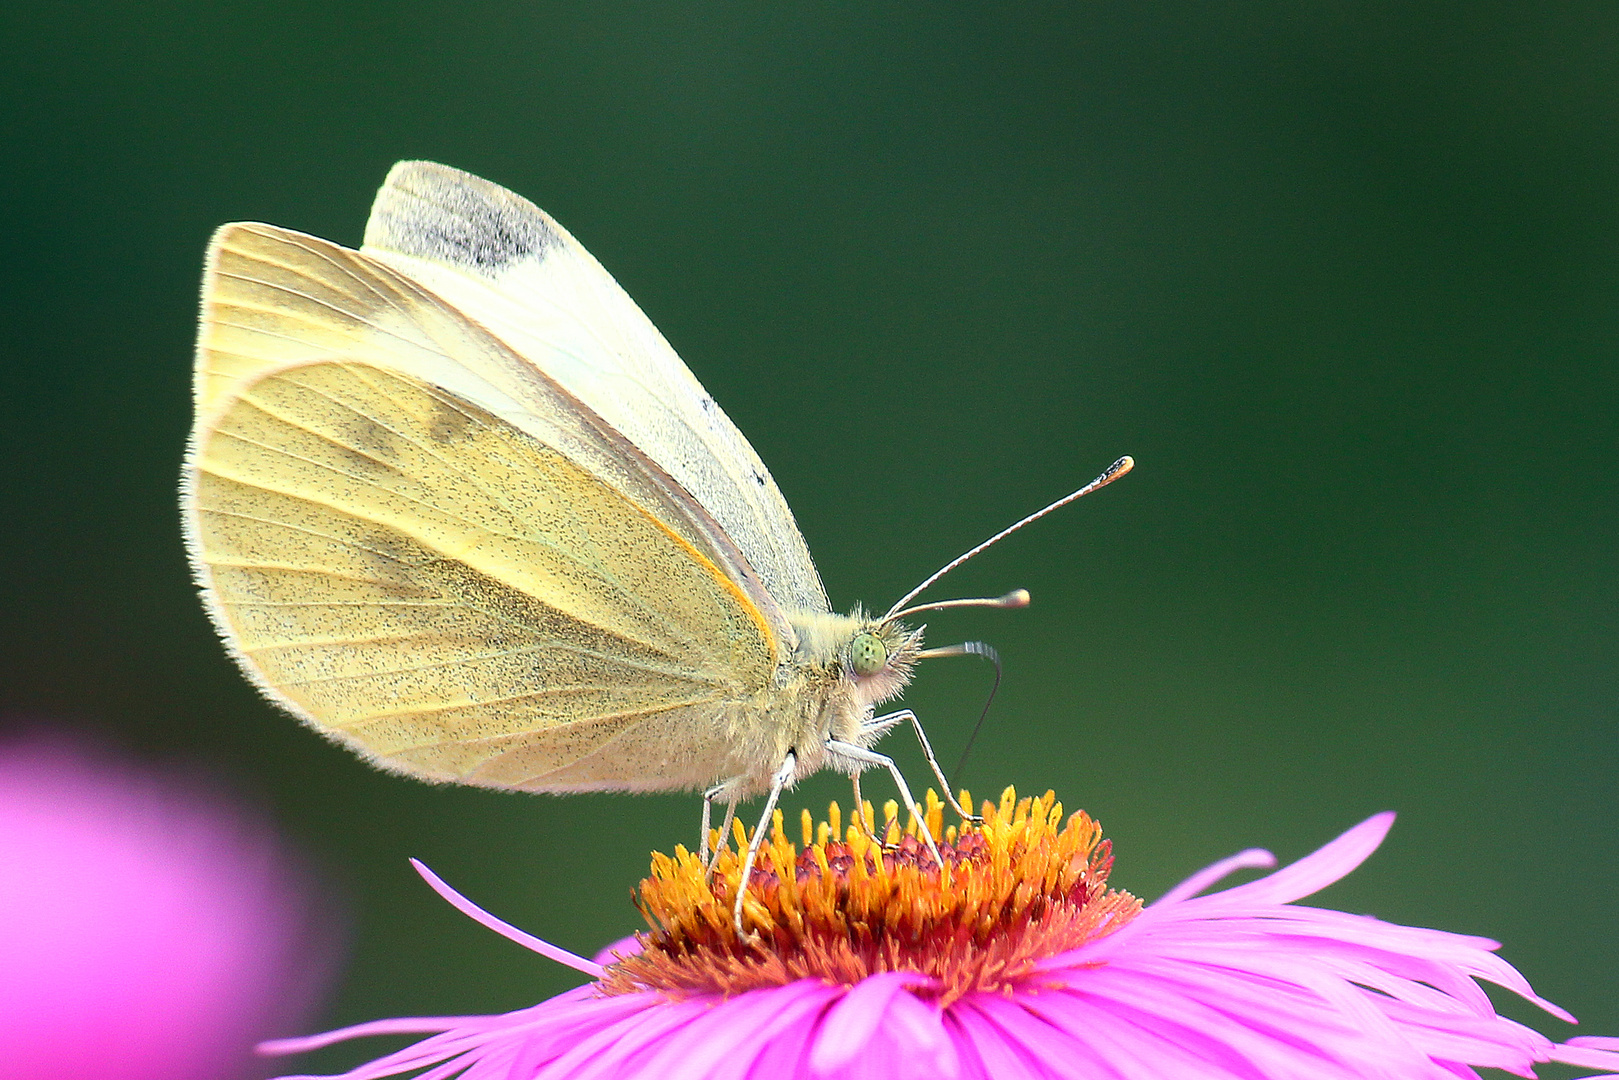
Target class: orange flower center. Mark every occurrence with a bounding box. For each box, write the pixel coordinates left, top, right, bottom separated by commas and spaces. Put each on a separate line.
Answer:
600, 787, 1141, 1005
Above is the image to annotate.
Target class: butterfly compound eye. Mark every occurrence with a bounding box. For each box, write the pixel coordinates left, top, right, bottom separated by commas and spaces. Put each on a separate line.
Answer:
849, 632, 888, 676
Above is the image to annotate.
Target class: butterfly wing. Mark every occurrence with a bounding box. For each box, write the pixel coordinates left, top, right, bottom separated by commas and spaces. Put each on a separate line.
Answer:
185, 226, 779, 792
193, 220, 786, 633
358, 161, 830, 627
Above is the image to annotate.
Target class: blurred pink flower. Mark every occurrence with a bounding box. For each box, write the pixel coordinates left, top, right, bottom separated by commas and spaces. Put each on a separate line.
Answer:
0, 729, 336, 1080
263, 797, 1619, 1080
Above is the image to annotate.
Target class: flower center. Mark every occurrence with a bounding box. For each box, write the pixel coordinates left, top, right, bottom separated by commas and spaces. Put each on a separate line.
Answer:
600, 787, 1141, 1005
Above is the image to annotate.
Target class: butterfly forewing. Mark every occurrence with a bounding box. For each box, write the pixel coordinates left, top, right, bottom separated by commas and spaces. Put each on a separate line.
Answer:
191, 360, 777, 791
359, 161, 830, 624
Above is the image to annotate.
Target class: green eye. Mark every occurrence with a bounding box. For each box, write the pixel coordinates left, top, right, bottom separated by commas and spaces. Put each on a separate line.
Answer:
850, 632, 888, 676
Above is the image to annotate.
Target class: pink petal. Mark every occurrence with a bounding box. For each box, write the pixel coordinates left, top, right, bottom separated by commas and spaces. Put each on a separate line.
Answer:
1179, 812, 1396, 909
410, 860, 604, 978
1152, 848, 1278, 908
1024, 990, 1275, 1080
534, 995, 712, 1080
809, 971, 935, 1074
966, 994, 1124, 1080
592, 934, 643, 966
950, 1004, 1051, 1079
636, 982, 834, 1080
857, 986, 959, 1080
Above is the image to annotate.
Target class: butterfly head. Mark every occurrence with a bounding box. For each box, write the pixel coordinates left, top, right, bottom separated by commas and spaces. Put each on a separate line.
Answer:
787, 609, 921, 712
844, 617, 923, 710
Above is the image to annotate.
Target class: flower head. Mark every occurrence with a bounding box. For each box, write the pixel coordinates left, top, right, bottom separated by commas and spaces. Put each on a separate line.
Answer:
606, 788, 1139, 1006
266, 790, 1619, 1080
0, 729, 336, 1080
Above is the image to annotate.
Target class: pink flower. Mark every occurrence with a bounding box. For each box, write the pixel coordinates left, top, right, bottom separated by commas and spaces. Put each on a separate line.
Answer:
264, 790, 1619, 1080
0, 730, 336, 1080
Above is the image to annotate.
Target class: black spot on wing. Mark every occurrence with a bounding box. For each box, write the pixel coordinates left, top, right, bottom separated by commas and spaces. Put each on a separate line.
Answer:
378, 168, 560, 273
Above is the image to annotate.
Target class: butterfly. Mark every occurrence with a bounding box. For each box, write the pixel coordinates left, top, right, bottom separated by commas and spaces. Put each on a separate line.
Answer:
181, 161, 1130, 929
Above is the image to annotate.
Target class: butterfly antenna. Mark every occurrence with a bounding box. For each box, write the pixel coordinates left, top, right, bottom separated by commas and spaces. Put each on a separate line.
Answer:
882, 456, 1134, 622
914, 641, 1004, 788
888, 589, 1029, 624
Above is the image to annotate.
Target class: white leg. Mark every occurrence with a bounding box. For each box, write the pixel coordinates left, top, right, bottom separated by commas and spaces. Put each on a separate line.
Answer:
699, 778, 743, 865
865, 709, 982, 823
733, 751, 796, 938
849, 772, 881, 844
709, 797, 740, 874
824, 739, 944, 867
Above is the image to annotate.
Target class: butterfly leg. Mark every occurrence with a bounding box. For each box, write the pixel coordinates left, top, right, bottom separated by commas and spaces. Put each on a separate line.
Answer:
865, 709, 983, 824
699, 778, 743, 866
851, 711, 900, 844
824, 740, 943, 868
848, 771, 883, 846
733, 751, 797, 938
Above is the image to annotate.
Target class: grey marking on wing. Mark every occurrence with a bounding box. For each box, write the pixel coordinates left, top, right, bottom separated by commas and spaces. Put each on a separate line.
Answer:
341, 412, 401, 463
372, 164, 559, 272
427, 398, 476, 444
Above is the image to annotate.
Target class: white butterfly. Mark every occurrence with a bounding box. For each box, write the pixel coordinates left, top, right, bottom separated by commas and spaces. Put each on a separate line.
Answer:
182, 161, 1129, 929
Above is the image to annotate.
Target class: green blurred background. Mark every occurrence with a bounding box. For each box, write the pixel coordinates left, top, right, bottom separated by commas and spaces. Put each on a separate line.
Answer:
2, 2, 1615, 1074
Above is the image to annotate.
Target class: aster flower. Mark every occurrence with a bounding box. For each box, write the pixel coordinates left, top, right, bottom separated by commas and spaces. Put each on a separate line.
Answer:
265, 788, 1619, 1080
0, 729, 335, 1080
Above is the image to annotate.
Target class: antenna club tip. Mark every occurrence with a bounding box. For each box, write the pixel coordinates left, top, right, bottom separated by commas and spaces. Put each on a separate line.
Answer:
1000, 588, 1031, 608
1111, 455, 1135, 477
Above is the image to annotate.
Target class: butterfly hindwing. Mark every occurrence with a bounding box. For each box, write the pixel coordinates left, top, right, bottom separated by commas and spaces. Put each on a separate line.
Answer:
194, 219, 790, 633
189, 359, 776, 792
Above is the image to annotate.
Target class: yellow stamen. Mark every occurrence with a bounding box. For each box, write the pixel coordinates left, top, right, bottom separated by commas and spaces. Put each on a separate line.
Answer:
602, 787, 1141, 1005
